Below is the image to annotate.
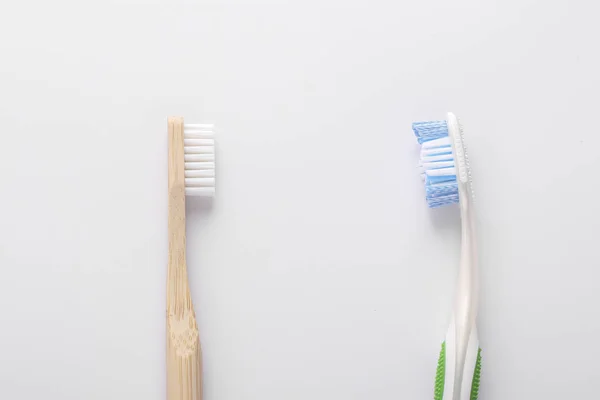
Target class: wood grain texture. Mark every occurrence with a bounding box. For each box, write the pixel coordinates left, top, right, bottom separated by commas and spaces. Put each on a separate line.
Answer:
167, 117, 202, 400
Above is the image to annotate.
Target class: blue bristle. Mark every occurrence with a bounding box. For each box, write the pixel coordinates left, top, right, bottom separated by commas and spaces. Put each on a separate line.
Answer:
414, 119, 459, 208
427, 195, 459, 208
412, 120, 448, 144
427, 175, 456, 185
425, 181, 458, 197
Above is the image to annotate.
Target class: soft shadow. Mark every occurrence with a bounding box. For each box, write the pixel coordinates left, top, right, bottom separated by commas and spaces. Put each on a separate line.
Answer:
186, 196, 214, 216
427, 203, 460, 231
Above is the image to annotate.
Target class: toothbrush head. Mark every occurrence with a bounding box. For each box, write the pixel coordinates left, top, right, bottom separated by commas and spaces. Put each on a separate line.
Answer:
184, 123, 215, 196
412, 113, 470, 208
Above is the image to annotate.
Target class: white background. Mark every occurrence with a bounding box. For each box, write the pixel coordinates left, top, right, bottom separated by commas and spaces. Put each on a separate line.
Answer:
0, 0, 598, 399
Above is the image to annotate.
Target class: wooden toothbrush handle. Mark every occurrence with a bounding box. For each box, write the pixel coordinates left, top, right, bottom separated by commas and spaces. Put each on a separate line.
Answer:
167, 307, 202, 400
167, 116, 202, 400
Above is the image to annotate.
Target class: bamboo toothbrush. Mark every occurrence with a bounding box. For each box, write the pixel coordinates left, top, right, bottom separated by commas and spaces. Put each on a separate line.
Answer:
167, 116, 215, 400
412, 112, 481, 400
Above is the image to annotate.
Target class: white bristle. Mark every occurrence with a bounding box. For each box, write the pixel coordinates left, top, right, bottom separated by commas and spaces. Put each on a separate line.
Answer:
422, 154, 454, 163
185, 123, 214, 129
421, 147, 452, 157
421, 161, 454, 170
184, 146, 214, 154
421, 136, 451, 149
185, 161, 215, 170
183, 123, 215, 196
185, 170, 215, 178
184, 132, 214, 139
184, 139, 214, 146
186, 187, 216, 196
425, 167, 456, 177
185, 161, 214, 169
185, 154, 215, 162
185, 178, 215, 187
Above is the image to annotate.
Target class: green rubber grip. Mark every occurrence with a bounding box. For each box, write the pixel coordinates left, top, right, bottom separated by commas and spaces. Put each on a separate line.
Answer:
433, 342, 482, 400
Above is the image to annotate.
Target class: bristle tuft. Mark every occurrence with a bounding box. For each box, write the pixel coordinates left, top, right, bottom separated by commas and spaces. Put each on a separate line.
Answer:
184, 123, 215, 196
412, 120, 448, 144
413, 119, 458, 208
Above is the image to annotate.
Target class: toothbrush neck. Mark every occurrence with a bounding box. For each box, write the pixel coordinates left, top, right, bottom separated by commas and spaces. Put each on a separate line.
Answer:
167, 186, 191, 312
457, 182, 478, 316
